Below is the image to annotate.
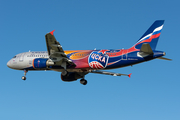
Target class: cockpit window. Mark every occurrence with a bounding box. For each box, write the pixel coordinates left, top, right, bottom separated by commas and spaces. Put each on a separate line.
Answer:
13, 56, 16, 58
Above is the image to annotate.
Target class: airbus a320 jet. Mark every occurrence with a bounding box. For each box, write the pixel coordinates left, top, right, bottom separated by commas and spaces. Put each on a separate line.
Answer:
7, 20, 171, 85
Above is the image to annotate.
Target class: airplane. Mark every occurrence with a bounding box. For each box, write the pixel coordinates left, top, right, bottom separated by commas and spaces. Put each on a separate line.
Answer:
7, 20, 171, 85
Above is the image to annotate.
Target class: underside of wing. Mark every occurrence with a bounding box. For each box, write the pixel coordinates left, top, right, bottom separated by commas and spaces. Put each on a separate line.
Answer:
45, 30, 76, 68
90, 70, 132, 78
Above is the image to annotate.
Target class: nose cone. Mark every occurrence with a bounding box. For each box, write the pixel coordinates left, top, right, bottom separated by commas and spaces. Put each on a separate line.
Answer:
7, 60, 12, 68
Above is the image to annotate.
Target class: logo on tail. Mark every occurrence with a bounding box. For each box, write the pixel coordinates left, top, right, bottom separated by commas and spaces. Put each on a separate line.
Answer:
133, 20, 164, 50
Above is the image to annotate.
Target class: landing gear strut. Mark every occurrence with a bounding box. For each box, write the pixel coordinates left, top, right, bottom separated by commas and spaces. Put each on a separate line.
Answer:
22, 70, 28, 80
80, 79, 87, 85
62, 70, 68, 76
61, 62, 69, 76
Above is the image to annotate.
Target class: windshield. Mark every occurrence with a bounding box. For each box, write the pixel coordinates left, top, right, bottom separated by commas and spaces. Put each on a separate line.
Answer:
13, 56, 16, 58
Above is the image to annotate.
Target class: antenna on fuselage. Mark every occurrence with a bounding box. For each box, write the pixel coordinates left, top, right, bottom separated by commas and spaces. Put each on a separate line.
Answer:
29, 50, 31, 52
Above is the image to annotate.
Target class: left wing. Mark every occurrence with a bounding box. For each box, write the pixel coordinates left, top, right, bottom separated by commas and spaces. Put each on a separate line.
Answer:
45, 30, 76, 69
90, 70, 132, 78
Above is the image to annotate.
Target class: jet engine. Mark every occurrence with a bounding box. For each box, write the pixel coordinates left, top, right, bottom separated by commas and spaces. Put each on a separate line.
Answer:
32, 58, 54, 69
61, 72, 82, 82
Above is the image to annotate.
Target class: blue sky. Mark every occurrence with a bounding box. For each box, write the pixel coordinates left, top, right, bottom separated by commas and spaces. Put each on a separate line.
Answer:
1, 0, 179, 120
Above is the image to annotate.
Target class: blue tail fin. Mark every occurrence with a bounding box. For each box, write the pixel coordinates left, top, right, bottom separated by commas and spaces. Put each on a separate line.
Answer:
133, 20, 164, 50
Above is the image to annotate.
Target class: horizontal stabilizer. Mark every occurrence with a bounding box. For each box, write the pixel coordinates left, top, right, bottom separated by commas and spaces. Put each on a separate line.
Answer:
157, 57, 172, 61
140, 43, 153, 54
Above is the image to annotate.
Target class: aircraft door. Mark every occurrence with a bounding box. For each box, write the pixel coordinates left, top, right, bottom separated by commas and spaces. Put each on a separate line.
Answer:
19, 53, 26, 62
122, 49, 128, 60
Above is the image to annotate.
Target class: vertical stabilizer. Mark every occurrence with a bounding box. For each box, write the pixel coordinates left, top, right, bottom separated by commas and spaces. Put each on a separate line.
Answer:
133, 20, 164, 50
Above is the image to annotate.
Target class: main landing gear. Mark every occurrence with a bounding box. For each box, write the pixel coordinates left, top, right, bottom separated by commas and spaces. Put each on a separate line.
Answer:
80, 78, 87, 85
22, 70, 28, 80
62, 70, 68, 76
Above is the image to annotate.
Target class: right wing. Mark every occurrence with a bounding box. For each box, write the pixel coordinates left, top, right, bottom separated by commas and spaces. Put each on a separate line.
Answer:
45, 30, 76, 69
90, 70, 132, 78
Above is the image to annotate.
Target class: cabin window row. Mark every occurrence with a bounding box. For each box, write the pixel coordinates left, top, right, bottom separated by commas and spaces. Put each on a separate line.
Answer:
107, 53, 116, 55
72, 53, 116, 56
72, 54, 89, 56
27, 55, 49, 57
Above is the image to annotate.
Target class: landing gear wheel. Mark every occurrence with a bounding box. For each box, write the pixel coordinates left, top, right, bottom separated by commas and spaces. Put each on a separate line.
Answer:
22, 70, 28, 80
80, 79, 87, 85
62, 70, 68, 76
22, 76, 26, 80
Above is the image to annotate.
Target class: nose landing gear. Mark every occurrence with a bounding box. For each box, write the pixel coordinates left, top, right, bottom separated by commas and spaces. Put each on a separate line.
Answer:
22, 70, 28, 80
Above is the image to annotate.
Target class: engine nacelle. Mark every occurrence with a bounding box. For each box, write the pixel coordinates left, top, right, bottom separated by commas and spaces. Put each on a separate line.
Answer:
32, 58, 54, 69
61, 72, 82, 82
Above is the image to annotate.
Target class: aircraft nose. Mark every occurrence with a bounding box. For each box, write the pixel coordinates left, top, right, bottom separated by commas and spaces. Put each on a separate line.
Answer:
7, 60, 11, 68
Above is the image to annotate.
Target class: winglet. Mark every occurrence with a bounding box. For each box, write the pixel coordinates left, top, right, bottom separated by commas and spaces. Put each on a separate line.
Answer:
128, 73, 132, 78
50, 30, 55, 35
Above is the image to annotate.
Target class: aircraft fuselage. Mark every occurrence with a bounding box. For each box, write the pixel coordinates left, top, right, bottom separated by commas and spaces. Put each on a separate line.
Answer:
7, 49, 165, 72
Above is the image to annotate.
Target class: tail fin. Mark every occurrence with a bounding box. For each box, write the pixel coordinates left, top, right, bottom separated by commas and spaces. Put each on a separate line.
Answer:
133, 20, 164, 50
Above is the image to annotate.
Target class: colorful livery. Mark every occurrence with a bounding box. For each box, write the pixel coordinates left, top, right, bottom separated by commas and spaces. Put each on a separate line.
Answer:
7, 20, 171, 85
